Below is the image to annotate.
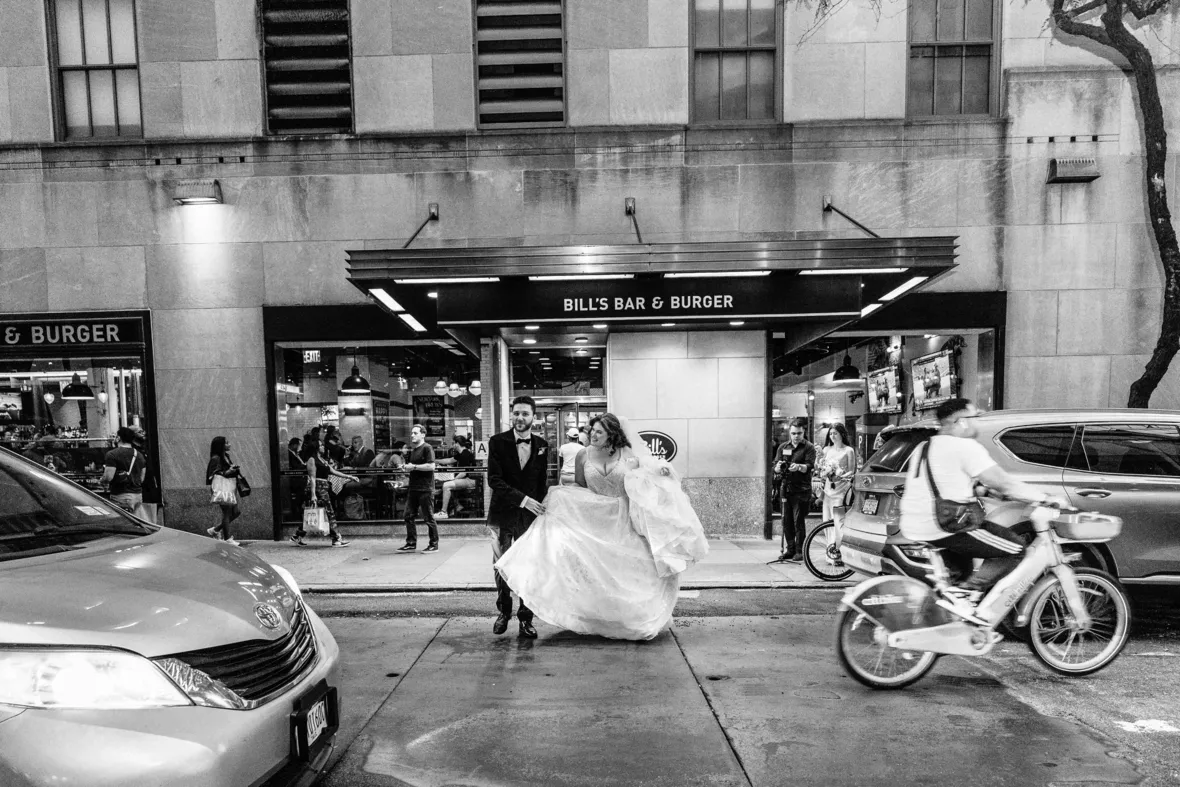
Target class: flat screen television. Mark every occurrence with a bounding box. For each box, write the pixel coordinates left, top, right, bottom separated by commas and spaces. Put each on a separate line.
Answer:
911, 349, 957, 410
866, 365, 903, 414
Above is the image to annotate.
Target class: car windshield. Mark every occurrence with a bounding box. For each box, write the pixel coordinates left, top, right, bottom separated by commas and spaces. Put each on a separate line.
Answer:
0, 448, 154, 563
864, 429, 937, 472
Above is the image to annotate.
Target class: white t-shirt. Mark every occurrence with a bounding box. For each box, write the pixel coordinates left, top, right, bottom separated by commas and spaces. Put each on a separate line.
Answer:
899, 435, 996, 542
558, 442, 582, 476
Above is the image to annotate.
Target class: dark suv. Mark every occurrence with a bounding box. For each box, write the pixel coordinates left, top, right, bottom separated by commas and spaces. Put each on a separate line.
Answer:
840, 409, 1180, 585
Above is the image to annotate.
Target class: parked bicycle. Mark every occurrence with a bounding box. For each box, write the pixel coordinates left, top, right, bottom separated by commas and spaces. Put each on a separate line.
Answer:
835, 499, 1130, 689
802, 520, 854, 582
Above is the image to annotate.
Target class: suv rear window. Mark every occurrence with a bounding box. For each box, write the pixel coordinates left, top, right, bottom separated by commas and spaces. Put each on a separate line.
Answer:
999, 425, 1077, 468
864, 429, 936, 472
1076, 424, 1180, 477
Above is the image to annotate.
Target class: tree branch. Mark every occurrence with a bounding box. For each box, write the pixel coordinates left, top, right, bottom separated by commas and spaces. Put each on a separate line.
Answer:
1127, 0, 1170, 18
1064, 0, 1108, 17
1050, 0, 1113, 46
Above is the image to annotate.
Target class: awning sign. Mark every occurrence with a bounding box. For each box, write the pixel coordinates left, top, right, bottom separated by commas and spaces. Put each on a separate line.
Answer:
1, 318, 143, 348
435, 277, 860, 325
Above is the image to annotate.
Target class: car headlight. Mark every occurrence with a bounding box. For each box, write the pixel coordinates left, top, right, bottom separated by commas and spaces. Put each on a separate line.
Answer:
0, 648, 192, 710
271, 563, 302, 600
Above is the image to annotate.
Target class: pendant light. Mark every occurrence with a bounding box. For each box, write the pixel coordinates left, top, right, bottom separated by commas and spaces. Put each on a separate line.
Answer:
340, 352, 371, 395
832, 343, 861, 381
467, 380, 482, 396
61, 373, 95, 400
433, 380, 448, 396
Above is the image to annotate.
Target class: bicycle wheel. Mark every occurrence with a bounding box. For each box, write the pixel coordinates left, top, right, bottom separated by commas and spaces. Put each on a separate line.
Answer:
803, 521, 854, 581
1027, 568, 1131, 676
835, 607, 938, 689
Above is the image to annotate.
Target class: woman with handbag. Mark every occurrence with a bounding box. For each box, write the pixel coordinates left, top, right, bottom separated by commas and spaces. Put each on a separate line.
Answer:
820, 423, 858, 566
206, 436, 242, 546
290, 438, 354, 547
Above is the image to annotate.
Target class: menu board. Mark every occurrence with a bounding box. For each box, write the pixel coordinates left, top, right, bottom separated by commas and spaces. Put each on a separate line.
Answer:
372, 398, 390, 449
412, 395, 447, 439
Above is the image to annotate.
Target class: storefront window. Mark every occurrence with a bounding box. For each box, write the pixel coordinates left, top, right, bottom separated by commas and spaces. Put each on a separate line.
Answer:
273, 342, 485, 525
0, 313, 156, 502
769, 331, 996, 514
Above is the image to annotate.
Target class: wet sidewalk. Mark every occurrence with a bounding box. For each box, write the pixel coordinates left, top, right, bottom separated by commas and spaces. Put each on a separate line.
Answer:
244, 533, 855, 592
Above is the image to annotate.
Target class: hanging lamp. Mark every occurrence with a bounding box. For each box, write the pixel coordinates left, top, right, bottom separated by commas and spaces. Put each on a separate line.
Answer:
61, 373, 95, 400
340, 352, 371, 394
832, 343, 861, 381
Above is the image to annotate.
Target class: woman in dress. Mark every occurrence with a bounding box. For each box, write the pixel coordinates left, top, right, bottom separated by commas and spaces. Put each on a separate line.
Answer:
494, 413, 708, 640
820, 423, 858, 564
205, 436, 242, 546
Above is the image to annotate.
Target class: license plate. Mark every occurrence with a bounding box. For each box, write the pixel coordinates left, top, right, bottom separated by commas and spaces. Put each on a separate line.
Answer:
292, 682, 339, 762
861, 493, 880, 516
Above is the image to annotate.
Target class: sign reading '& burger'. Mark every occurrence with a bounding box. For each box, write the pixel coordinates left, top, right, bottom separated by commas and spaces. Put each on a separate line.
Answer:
2, 319, 143, 347
638, 431, 677, 462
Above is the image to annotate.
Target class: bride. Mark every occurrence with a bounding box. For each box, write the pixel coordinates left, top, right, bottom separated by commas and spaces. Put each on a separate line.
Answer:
494, 413, 709, 640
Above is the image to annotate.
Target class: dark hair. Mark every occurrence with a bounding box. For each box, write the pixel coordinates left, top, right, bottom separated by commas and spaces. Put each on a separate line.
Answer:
936, 397, 973, 423
209, 435, 228, 458
309, 426, 321, 437
455, 435, 470, 448
117, 426, 137, 444
588, 413, 630, 455
510, 395, 536, 414
288, 437, 301, 448
788, 418, 807, 431
824, 423, 851, 448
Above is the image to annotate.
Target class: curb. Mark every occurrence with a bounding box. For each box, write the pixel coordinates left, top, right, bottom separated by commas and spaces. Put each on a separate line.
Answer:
302, 582, 854, 594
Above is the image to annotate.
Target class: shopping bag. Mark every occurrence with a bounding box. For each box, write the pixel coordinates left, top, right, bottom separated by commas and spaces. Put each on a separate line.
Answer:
210, 474, 238, 505
236, 473, 252, 498
303, 505, 330, 536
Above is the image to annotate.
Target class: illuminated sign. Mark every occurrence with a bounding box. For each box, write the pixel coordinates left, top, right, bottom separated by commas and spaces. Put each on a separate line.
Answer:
638, 431, 678, 462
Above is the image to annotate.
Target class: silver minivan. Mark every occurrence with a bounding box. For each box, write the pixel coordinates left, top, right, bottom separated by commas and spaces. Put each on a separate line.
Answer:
841, 409, 1180, 585
0, 447, 341, 787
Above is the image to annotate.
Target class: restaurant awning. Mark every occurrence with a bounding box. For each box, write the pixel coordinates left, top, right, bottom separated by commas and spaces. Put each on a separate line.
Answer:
345, 236, 959, 355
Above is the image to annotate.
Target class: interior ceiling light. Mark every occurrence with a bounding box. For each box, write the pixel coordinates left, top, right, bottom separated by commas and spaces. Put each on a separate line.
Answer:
592, 323, 608, 329
663, 271, 770, 279
399, 313, 427, 332
881, 276, 929, 301
575, 337, 588, 343
729, 321, 745, 326
661, 322, 675, 327
369, 288, 404, 312
575, 349, 587, 356
61, 373, 95, 400
799, 267, 907, 276
528, 274, 634, 281
340, 356, 371, 395
394, 277, 499, 284
528, 350, 541, 354
467, 380, 482, 395
525, 325, 540, 331
861, 303, 883, 317
522, 338, 537, 345
427, 291, 438, 299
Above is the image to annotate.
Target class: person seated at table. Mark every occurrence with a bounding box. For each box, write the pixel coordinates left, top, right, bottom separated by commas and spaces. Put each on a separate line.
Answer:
345, 434, 376, 468
436, 436, 477, 519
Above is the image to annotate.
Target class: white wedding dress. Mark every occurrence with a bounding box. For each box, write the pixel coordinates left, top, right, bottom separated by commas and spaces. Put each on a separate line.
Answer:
494, 449, 709, 640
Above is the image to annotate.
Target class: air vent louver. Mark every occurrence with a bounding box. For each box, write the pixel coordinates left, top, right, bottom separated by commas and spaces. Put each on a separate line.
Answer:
263, 1, 353, 135
475, 0, 565, 127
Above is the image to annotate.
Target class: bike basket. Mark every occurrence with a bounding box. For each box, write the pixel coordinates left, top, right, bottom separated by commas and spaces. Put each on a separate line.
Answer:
1052, 512, 1122, 541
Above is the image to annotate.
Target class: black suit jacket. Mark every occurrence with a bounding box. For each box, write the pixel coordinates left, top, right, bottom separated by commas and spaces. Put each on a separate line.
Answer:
487, 429, 550, 531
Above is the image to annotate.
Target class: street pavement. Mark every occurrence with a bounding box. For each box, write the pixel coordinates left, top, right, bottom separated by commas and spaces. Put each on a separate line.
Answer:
314, 610, 1175, 787
243, 534, 848, 592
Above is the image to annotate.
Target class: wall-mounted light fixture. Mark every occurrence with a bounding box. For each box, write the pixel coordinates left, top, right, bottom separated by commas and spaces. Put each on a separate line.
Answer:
172, 179, 223, 205
1047, 158, 1100, 184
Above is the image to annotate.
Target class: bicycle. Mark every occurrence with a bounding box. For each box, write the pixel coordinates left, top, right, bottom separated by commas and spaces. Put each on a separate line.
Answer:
835, 500, 1130, 689
802, 520, 854, 582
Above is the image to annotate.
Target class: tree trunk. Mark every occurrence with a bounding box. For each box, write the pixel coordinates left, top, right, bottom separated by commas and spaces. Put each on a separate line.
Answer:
1098, 7, 1180, 407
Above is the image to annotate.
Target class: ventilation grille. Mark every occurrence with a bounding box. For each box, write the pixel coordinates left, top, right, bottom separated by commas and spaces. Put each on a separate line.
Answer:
475, 0, 565, 127
263, 1, 353, 135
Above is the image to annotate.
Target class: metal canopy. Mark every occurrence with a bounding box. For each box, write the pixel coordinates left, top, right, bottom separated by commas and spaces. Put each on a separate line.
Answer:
346, 237, 958, 280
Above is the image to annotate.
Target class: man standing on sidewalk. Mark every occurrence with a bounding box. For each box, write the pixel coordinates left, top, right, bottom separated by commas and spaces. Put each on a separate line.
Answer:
399, 424, 439, 553
774, 418, 816, 562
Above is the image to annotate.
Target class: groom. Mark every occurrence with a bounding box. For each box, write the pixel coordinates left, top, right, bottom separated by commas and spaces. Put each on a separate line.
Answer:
488, 395, 550, 639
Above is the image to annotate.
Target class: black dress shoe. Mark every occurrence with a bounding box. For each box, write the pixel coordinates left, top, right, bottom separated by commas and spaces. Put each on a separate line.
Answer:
397, 543, 417, 552
492, 614, 509, 635
518, 620, 538, 639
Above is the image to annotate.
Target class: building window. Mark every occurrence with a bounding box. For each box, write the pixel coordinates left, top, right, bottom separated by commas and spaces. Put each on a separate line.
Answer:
692, 0, 776, 122
262, 0, 353, 135
474, 0, 565, 127
49, 0, 142, 139
907, 0, 995, 116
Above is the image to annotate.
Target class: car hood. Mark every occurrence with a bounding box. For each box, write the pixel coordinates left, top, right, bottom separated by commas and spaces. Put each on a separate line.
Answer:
0, 529, 299, 657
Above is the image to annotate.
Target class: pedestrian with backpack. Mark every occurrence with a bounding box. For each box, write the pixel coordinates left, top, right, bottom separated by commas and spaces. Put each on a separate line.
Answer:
102, 426, 145, 514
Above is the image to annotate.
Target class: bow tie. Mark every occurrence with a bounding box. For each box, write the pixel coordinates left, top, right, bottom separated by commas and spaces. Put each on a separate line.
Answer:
516, 438, 531, 445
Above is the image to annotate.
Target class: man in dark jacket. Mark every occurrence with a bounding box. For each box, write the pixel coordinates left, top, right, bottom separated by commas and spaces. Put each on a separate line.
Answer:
487, 395, 550, 638
774, 418, 817, 562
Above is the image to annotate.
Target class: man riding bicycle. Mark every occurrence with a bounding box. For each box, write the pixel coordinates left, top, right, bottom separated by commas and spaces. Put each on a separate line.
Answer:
899, 398, 1068, 609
